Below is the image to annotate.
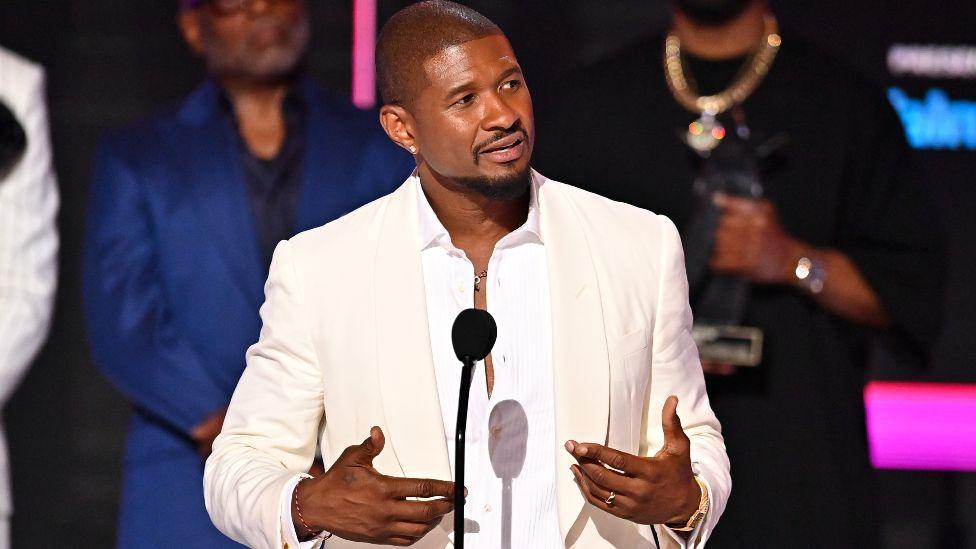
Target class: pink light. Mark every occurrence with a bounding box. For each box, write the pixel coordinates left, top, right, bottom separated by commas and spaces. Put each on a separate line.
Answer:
865, 381, 976, 471
351, 0, 377, 109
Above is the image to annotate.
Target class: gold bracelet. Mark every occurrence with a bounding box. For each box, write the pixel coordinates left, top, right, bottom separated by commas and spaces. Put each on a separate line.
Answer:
671, 476, 709, 533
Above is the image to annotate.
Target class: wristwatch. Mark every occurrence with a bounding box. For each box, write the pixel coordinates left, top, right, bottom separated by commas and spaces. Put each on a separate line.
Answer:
794, 255, 827, 295
671, 476, 709, 532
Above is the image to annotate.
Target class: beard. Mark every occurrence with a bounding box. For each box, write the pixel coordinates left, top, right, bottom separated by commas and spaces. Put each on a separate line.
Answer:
673, 0, 754, 24
201, 13, 310, 82
459, 123, 533, 200
454, 167, 532, 201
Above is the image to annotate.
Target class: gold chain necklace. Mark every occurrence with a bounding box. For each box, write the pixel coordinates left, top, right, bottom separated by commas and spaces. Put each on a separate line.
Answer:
664, 14, 781, 153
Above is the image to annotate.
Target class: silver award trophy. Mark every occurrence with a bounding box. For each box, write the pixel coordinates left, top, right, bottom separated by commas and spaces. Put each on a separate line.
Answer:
682, 124, 778, 367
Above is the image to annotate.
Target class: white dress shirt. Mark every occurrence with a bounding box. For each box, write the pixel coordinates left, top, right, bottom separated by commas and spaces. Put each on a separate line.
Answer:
416, 179, 561, 549
277, 174, 708, 548
0, 46, 59, 529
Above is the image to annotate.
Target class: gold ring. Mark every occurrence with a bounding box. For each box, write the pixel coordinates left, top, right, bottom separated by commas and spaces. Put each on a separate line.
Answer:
605, 491, 616, 505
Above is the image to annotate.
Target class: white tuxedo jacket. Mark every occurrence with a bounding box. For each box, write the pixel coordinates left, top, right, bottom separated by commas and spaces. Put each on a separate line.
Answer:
205, 173, 730, 548
0, 46, 59, 521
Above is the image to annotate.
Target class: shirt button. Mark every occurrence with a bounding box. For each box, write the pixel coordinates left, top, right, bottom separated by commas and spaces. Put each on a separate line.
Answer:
484, 504, 492, 513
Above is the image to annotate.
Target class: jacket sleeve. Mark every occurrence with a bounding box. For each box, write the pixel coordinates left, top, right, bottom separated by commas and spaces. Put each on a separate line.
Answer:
83, 138, 228, 434
205, 240, 324, 549
642, 216, 731, 549
0, 59, 58, 405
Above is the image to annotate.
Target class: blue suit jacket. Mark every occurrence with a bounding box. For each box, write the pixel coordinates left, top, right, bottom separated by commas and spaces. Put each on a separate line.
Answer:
83, 78, 413, 548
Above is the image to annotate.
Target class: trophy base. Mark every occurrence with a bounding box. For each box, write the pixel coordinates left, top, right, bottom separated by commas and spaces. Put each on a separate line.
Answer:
692, 323, 764, 367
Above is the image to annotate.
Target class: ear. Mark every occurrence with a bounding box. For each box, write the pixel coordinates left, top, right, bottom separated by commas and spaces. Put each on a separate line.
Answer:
178, 9, 206, 56
379, 104, 419, 156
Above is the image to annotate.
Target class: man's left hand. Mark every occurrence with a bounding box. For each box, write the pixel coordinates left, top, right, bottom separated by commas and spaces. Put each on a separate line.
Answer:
709, 193, 802, 284
565, 396, 701, 527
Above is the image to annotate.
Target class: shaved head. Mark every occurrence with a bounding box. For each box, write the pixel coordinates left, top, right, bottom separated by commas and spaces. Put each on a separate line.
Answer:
376, 1, 503, 107
376, 2, 533, 201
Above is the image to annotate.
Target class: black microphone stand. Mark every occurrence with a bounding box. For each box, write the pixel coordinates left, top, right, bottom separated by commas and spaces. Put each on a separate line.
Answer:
454, 355, 476, 549
450, 308, 496, 549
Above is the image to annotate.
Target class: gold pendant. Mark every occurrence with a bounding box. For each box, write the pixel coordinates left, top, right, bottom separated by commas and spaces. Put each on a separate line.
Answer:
473, 269, 487, 293
685, 114, 726, 154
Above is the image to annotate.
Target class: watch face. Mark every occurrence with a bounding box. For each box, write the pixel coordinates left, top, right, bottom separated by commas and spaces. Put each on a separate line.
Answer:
795, 257, 813, 280
795, 256, 826, 294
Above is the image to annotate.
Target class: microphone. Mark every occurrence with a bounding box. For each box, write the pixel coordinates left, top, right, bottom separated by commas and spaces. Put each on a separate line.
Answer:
452, 308, 497, 363
451, 308, 497, 549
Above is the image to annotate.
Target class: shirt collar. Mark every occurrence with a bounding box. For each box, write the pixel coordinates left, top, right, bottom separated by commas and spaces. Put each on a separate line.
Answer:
415, 170, 544, 252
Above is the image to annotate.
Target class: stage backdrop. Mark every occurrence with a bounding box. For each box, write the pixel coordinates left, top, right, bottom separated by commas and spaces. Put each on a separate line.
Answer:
1, 1, 974, 547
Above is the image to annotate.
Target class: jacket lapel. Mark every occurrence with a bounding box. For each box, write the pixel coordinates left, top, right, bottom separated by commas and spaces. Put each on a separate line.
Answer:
373, 178, 453, 484
295, 79, 340, 233
538, 175, 611, 541
168, 80, 265, 306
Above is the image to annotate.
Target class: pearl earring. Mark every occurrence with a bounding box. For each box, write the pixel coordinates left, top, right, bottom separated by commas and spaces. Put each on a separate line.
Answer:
408, 146, 418, 154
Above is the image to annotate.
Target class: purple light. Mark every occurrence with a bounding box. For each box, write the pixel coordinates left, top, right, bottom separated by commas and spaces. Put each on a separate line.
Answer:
352, 0, 377, 109
865, 381, 976, 471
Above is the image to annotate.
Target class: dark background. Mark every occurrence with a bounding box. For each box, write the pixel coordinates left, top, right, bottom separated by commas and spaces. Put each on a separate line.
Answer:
2, 0, 974, 547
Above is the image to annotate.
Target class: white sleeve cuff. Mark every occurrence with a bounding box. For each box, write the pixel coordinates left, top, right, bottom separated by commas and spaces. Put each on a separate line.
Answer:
279, 473, 324, 549
661, 474, 712, 549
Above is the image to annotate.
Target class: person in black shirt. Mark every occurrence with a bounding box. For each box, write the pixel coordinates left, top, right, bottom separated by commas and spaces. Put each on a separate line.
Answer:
536, 0, 942, 546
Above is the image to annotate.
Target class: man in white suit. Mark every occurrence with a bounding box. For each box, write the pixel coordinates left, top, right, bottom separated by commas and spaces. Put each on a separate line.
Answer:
204, 2, 729, 548
0, 45, 59, 549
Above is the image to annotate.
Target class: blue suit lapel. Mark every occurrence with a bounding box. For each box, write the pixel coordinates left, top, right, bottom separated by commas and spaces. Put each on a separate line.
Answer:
169, 80, 266, 306
295, 79, 342, 233
297, 78, 416, 236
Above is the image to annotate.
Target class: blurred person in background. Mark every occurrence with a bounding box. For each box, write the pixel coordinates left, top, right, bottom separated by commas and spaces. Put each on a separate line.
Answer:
0, 45, 59, 549
82, 0, 412, 547
537, 0, 942, 546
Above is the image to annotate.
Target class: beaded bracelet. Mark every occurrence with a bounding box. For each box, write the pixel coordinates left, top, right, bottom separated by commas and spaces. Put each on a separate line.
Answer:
293, 477, 333, 541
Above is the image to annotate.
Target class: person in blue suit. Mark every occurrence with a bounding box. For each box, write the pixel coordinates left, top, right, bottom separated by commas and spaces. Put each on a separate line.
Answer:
82, 1, 413, 547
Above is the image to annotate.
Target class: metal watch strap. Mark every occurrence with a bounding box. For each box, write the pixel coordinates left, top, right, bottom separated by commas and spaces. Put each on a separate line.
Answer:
671, 476, 709, 532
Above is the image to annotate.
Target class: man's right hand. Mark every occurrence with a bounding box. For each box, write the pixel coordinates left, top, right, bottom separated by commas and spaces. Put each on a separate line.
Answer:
293, 426, 457, 546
